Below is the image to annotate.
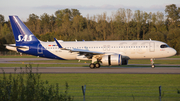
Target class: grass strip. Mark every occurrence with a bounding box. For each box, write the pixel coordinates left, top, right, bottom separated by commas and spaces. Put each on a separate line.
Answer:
0, 55, 38, 58
0, 64, 87, 67
129, 60, 180, 64
0, 73, 179, 101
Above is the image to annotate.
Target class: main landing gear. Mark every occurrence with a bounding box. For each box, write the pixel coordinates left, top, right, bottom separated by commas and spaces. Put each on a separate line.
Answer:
150, 58, 155, 68
89, 63, 101, 69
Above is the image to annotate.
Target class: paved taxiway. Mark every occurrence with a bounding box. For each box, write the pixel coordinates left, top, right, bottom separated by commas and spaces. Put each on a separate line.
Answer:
0, 58, 180, 74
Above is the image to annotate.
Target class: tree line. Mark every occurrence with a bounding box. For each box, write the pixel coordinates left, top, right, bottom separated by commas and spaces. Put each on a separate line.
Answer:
0, 4, 180, 54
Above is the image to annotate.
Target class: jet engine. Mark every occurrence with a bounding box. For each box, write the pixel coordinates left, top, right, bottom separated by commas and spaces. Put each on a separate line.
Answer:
101, 54, 128, 66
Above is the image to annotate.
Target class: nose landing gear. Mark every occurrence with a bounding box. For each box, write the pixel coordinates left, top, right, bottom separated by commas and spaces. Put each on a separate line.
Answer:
150, 58, 155, 68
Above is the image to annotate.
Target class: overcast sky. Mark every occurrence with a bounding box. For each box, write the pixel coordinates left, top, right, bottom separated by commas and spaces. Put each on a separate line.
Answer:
1, 0, 180, 21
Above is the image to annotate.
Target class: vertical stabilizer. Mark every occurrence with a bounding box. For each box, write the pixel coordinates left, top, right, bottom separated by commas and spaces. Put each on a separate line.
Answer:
9, 16, 39, 45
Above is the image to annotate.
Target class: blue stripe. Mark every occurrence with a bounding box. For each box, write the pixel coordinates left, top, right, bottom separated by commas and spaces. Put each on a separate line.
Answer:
17, 44, 65, 60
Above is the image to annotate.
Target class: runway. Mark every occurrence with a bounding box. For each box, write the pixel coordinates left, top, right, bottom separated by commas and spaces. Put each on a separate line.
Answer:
0, 58, 180, 74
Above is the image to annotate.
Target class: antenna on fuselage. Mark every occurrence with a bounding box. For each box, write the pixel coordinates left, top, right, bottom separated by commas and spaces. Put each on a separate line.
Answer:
149, 38, 151, 41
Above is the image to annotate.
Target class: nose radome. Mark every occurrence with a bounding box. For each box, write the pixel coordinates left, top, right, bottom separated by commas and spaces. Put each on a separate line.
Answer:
173, 49, 177, 55
171, 48, 177, 56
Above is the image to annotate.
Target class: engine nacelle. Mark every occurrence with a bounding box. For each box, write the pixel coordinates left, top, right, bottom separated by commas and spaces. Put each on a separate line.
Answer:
101, 54, 128, 66
101, 54, 122, 66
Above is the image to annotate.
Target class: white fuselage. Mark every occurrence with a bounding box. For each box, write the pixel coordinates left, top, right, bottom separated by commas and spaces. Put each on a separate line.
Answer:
38, 40, 176, 60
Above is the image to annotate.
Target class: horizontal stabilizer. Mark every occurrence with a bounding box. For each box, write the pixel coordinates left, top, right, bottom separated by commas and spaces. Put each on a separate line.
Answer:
4, 44, 29, 49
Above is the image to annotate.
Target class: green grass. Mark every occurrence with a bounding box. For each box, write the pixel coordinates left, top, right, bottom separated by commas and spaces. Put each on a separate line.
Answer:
128, 59, 180, 64
0, 55, 38, 58
30, 74, 180, 101
0, 63, 87, 67
1, 73, 179, 101
9, 60, 91, 63
36, 74, 180, 86
168, 55, 180, 58
0, 56, 180, 100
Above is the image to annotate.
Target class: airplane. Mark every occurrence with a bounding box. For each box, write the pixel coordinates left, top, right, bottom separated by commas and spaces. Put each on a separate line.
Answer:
6, 16, 177, 68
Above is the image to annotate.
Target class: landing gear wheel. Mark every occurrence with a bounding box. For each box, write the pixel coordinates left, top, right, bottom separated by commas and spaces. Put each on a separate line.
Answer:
89, 63, 95, 69
151, 64, 155, 68
95, 63, 101, 68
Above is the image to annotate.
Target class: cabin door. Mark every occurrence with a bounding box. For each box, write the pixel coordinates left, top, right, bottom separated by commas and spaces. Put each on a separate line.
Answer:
149, 42, 155, 52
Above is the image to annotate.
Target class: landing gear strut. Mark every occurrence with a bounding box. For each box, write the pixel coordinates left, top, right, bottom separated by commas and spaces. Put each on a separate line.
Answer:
89, 63, 101, 69
150, 58, 155, 68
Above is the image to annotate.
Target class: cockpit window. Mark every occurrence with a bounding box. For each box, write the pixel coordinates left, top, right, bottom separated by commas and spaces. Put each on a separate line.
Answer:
160, 44, 169, 48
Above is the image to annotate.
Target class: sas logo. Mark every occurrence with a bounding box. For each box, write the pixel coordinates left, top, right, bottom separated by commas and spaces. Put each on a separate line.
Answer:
16, 35, 34, 42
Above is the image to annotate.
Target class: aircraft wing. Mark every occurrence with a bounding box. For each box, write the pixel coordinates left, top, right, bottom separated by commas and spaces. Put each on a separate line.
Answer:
70, 48, 104, 55
54, 38, 104, 55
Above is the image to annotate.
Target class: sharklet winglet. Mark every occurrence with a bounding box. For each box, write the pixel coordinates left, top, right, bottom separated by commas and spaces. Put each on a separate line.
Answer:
54, 38, 63, 48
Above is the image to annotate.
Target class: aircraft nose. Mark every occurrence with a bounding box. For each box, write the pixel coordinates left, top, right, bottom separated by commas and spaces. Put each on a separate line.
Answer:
173, 49, 177, 55
171, 48, 177, 56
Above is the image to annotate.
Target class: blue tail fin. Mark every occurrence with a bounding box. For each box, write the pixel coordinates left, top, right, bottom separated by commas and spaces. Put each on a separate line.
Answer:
9, 16, 39, 45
